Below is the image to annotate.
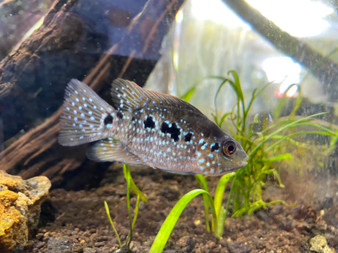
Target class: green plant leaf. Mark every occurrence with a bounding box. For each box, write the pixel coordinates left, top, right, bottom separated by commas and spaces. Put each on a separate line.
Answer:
227, 70, 244, 102
131, 194, 141, 230
218, 112, 232, 128
123, 164, 148, 203
149, 189, 215, 253
194, 175, 211, 232
261, 153, 292, 162
123, 164, 147, 249
249, 112, 328, 158
273, 170, 285, 188
214, 172, 235, 223
180, 86, 197, 102
124, 165, 133, 248
194, 172, 236, 237
213, 78, 229, 126
104, 201, 122, 248
216, 206, 226, 237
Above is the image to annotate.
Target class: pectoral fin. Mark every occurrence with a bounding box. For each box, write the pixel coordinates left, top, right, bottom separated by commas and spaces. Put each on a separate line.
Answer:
87, 138, 144, 165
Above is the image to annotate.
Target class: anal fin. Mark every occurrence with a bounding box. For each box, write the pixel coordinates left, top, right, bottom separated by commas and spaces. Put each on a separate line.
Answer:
87, 138, 144, 165
160, 169, 195, 176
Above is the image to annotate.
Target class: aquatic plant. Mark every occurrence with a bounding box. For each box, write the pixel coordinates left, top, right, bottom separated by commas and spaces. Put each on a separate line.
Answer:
103, 71, 336, 252
149, 70, 337, 252
149, 173, 234, 252
104, 164, 147, 252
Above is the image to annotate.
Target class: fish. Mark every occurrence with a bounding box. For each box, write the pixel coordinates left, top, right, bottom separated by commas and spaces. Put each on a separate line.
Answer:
58, 79, 248, 176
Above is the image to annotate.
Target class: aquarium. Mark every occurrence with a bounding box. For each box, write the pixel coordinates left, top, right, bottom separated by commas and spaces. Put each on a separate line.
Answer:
0, 0, 337, 252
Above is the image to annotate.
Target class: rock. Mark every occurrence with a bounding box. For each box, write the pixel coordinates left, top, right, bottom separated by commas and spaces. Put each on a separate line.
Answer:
46, 236, 72, 253
177, 235, 195, 252
227, 241, 252, 253
321, 197, 333, 209
256, 210, 269, 222
83, 248, 97, 253
0, 170, 51, 252
310, 235, 335, 253
160, 184, 180, 200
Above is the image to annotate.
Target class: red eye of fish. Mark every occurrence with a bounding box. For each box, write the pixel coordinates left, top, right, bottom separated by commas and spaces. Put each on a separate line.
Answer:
222, 141, 236, 156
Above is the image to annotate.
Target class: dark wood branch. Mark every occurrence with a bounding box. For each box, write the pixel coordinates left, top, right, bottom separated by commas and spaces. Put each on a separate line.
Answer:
223, 0, 338, 100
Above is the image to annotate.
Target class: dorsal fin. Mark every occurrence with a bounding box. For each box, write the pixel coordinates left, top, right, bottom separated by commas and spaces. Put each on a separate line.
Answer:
110, 79, 197, 113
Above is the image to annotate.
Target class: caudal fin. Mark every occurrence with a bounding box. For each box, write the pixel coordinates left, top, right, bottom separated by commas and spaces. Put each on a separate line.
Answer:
58, 79, 114, 146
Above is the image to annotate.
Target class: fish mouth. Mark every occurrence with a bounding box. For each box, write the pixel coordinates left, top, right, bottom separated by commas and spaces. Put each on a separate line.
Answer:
240, 160, 248, 167
236, 156, 249, 168
238, 154, 249, 167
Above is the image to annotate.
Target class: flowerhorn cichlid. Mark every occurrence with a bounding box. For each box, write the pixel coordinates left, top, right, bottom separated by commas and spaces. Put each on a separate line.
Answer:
58, 79, 248, 176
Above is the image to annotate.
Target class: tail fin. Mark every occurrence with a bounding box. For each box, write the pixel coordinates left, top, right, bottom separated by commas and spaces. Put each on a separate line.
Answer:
58, 79, 115, 146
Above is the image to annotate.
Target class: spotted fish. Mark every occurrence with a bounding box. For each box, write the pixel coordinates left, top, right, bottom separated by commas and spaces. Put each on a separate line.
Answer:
58, 79, 248, 176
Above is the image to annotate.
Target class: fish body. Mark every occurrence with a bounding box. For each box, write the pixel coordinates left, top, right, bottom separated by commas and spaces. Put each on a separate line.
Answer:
58, 79, 248, 176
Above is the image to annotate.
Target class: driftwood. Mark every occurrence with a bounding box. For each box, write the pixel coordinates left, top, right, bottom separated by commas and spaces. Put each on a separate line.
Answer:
223, 0, 338, 100
0, 0, 55, 60
0, 0, 184, 188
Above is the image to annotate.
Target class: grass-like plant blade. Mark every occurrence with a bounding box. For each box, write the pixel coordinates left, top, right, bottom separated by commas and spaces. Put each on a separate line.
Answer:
180, 86, 197, 102
249, 112, 328, 158
104, 201, 122, 248
233, 199, 286, 217
213, 78, 229, 122
214, 172, 235, 218
260, 112, 328, 136
123, 165, 148, 203
261, 153, 292, 162
272, 169, 285, 188
264, 131, 333, 153
194, 174, 209, 192
290, 122, 338, 135
227, 70, 244, 103
131, 195, 141, 230
124, 164, 133, 248
213, 172, 235, 237
242, 82, 271, 135
149, 189, 215, 253
123, 164, 146, 249
218, 112, 232, 128
194, 175, 211, 232
216, 206, 226, 237
289, 89, 303, 118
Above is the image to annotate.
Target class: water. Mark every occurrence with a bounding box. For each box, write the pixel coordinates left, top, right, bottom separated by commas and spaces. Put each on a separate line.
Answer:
0, 0, 337, 252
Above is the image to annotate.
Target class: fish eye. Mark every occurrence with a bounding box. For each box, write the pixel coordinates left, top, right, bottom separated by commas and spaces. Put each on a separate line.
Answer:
222, 141, 236, 156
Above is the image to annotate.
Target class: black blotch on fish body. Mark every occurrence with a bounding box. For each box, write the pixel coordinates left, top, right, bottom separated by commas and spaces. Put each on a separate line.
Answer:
161, 122, 169, 133
184, 133, 192, 142
161, 122, 180, 142
211, 143, 219, 152
169, 123, 180, 142
144, 116, 155, 129
104, 114, 113, 125
117, 111, 123, 119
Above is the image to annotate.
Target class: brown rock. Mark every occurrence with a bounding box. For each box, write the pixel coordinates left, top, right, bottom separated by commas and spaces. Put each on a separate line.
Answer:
0, 170, 51, 252
310, 235, 335, 253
